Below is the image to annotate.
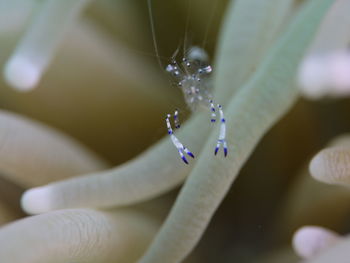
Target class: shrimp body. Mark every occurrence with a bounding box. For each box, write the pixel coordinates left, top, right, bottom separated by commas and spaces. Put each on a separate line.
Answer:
166, 46, 213, 111
165, 46, 228, 163
146, 0, 227, 163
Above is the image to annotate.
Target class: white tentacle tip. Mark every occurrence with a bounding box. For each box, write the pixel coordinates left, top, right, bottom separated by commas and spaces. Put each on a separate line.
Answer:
4, 57, 41, 91
292, 226, 340, 259
21, 186, 51, 215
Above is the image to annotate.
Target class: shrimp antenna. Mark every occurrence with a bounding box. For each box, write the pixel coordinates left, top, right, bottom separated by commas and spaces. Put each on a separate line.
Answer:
183, 0, 192, 57
147, 0, 163, 69
201, 0, 219, 49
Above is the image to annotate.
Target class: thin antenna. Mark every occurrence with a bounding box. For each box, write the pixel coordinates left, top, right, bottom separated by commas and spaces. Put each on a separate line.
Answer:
201, 0, 219, 49
147, 0, 163, 69
183, 0, 192, 57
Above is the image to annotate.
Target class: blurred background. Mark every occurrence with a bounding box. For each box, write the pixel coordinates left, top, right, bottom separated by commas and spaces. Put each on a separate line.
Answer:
0, 0, 350, 262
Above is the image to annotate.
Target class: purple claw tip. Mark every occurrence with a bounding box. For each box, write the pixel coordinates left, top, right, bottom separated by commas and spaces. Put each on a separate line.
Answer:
182, 156, 189, 164
224, 148, 228, 157
188, 152, 195, 158
211, 119, 216, 123
214, 147, 219, 155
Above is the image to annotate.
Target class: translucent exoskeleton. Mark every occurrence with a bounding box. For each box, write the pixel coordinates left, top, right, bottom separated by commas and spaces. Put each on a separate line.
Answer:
147, 0, 227, 164
165, 46, 228, 164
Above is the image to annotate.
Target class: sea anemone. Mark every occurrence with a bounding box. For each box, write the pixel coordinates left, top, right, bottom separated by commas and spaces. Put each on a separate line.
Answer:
1, 0, 349, 262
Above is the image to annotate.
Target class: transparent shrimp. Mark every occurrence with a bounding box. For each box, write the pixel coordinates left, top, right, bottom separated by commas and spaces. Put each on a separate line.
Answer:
147, 0, 228, 164
165, 47, 228, 163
